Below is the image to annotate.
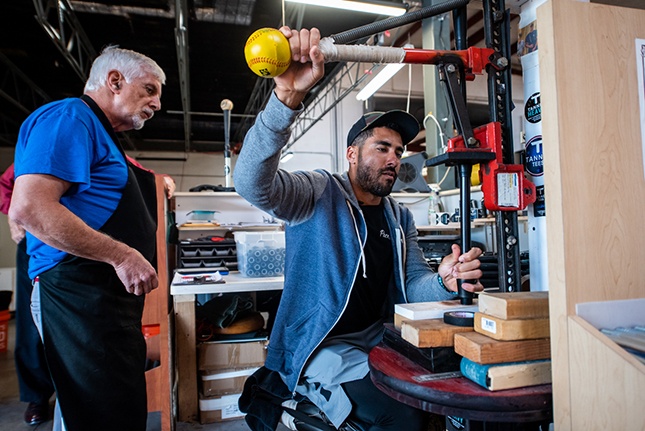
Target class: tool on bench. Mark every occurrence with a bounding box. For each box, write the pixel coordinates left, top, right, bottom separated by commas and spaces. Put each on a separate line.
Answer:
412, 370, 463, 383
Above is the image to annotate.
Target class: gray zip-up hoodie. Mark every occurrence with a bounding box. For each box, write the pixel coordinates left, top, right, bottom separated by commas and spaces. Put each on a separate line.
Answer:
234, 92, 454, 392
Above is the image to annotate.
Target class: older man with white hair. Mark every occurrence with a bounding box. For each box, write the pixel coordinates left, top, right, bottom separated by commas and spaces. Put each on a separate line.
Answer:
10, 45, 165, 431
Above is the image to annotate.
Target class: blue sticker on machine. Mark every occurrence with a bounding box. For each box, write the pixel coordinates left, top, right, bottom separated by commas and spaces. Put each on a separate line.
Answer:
525, 92, 541, 123
525, 135, 544, 177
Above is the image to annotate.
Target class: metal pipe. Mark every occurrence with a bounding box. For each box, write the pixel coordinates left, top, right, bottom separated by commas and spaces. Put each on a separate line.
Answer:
220, 99, 234, 188
330, 0, 470, 45
458, 164, 474, 305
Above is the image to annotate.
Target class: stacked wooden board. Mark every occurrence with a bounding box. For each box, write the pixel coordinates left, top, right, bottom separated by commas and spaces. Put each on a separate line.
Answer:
454, 291, 552, 391
392, 292, 553, 391
391, 300, 480, 373
394, 299, 478, 329
382, 323, 463, 373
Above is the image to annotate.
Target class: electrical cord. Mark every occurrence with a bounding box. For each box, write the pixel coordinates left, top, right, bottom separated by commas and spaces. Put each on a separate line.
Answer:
423, 112, 452, 187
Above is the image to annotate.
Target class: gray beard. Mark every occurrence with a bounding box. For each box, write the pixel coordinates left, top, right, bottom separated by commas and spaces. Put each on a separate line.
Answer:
132, 114, 146, 130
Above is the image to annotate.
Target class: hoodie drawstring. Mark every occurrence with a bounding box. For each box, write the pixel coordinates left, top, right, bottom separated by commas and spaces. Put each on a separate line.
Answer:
346, 200, 367, 278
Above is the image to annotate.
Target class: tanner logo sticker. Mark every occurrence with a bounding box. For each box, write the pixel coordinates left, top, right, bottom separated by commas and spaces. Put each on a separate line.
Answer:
525, 135, 543, 177
525, 92, 541, 124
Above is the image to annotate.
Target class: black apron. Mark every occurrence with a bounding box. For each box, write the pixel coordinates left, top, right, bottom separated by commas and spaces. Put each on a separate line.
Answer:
38, 95, 157, 431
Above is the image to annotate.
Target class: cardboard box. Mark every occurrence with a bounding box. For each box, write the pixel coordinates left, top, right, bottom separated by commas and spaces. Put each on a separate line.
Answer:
199, 393, 244, 424
198, 339, 268, 371
201, 367, 259, 397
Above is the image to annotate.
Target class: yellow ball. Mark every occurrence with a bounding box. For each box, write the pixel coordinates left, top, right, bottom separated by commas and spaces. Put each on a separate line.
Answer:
244, 28, 292, 78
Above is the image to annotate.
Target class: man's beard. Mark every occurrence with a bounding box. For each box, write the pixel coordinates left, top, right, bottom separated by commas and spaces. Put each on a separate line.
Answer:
355, 153, 397, 197
131, 114, 146, 130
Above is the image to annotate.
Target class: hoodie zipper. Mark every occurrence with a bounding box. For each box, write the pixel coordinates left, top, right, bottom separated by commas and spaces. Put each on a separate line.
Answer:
291, 199, 366, 393
389, 201, 407, 303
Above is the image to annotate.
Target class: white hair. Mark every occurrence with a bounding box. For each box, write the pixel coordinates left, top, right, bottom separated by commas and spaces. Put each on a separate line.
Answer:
84, 45, 166, 92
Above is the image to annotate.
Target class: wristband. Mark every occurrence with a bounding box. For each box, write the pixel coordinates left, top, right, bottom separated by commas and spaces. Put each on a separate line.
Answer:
438, 275, 457, 295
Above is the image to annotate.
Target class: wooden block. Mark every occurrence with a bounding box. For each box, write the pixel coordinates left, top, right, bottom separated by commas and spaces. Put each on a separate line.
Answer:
395, 300, 478, 321
474, 312, 550, 341
478, 291, 549, 320
393, 313, 410, 330
454, 331, 551, 364
383, 323, 461, 373
401, 318, 473, 348
460, 357, 552, 391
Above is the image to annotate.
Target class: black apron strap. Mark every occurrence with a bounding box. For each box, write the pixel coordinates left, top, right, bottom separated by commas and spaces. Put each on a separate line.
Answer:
80, 94, 157, 263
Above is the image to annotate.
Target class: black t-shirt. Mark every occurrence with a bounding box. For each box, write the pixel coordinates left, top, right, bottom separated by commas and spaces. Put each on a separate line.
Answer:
328, 202, 393, 337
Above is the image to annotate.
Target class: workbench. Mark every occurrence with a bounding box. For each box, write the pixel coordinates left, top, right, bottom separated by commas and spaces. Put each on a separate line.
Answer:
172, 270, 283, 422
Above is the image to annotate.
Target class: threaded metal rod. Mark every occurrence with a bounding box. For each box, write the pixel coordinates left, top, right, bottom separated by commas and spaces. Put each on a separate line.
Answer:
330, 0, 471, 45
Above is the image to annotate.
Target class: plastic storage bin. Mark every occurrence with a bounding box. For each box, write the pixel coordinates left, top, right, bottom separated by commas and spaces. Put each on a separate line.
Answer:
187, 210, 218, 220
233, 231, 285, 277
178, 239, 238, 270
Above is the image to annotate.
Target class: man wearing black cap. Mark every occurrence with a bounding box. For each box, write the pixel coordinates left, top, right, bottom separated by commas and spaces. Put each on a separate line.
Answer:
235, 26, 483, 431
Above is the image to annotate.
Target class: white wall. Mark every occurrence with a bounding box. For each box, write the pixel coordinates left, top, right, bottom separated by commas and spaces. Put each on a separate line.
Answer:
126, 151, 237, 192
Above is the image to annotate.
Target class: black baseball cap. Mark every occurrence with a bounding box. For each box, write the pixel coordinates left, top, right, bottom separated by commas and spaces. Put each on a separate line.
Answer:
347, 110, 419, 147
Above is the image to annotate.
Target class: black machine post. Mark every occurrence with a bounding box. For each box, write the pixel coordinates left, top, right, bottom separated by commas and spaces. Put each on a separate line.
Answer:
482, 0, 522, 292
426, 0, 522, 296
436, 63, 480, 305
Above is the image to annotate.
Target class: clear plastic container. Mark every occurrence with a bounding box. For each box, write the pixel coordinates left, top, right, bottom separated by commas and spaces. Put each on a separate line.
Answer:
187, 210, 218, 220
233, 231, 286, 277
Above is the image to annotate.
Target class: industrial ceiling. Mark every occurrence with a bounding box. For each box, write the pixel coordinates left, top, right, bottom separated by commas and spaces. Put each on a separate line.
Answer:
0, 0, 641, 156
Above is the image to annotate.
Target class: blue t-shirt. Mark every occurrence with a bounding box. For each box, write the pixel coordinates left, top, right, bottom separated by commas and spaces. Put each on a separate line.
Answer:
14, 98, 128, 278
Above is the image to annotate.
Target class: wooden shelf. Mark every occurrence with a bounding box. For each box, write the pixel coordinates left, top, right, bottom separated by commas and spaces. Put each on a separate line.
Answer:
171, 191, 285, 422
177, 223, 282, 232
416, 217, 526, 232
170, 271, 283, 295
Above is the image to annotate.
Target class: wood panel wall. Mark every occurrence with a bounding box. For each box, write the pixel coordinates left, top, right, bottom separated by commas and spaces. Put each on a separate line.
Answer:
538, 1, 645, 429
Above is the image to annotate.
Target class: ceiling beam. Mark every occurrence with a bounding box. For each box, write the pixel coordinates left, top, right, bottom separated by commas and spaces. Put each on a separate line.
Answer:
31, 0, 139, 150
70, 0, 175, 18
32, 0, 97, 82
175, 0, 192, 153
0, 52, 52, 114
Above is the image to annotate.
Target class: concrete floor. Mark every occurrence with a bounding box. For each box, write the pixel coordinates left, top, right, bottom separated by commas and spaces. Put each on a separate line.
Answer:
0, 316, 288, 431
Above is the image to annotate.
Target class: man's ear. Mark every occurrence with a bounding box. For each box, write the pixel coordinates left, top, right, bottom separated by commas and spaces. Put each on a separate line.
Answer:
346, 145, 357, 165
107, 70, 122, 93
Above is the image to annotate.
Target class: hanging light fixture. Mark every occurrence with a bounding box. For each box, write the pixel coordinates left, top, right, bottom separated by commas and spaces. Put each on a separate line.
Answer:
284, 0, 407, 17
356, 63, 405, 100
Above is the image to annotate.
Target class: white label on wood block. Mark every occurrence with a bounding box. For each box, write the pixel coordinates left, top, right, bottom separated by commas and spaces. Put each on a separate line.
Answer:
481, 316, 497, 334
